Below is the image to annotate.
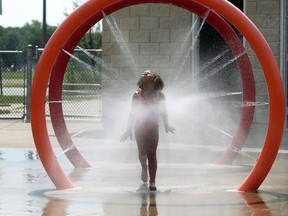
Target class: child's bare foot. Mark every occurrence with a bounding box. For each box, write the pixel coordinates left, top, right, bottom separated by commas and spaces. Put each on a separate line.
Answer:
141, 169, 148, 183
149, 182, 157, 191
140, 182, 148, 189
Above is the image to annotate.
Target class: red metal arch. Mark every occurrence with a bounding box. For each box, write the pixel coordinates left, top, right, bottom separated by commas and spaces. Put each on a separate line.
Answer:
31, 0, 284, 191
49, 0, 255, 168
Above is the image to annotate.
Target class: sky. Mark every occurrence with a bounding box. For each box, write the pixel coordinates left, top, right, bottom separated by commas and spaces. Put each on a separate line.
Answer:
0, 0, 83, 27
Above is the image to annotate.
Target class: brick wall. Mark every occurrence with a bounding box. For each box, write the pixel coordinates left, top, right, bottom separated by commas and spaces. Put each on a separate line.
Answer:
101, 3, 192, 126
245, 0, 281, 147
101, 1, 283, 148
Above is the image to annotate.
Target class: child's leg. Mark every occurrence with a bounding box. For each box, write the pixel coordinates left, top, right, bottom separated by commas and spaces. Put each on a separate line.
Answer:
138, 153, 148, 183
135, 131, 148, 183
147, 129, 159, 190
147, 150, 157, 187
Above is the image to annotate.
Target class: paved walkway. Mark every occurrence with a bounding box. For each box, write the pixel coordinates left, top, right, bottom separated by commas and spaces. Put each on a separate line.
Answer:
0, 119, 287, 215
0, 119, 102, 148
0, 120, 35, 148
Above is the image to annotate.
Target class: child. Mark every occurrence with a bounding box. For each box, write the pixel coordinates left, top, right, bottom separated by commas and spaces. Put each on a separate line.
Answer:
120, 70, 175, 191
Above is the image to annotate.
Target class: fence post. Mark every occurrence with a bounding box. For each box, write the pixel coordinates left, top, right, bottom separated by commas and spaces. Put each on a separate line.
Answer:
35, 46, 39, 60
25, 44, 33, 122
0, 62, 2, 96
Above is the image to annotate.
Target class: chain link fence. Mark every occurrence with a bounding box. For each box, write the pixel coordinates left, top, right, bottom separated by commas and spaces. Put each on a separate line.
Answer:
36, 47, 103, 119
0, 46, 102, 120
0, 50, 26, 119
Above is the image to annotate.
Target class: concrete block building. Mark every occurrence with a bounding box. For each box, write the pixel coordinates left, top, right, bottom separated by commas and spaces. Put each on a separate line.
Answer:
101, 0, 288, 149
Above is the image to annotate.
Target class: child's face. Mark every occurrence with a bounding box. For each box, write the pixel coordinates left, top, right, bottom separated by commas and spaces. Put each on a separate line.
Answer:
141, 71, 155, 90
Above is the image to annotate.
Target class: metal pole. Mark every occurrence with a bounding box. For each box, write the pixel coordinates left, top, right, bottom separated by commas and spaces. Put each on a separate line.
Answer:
0, 0, 2, 15
280, 0, 287, 108
42, 0, 47, 46
35, 46, 39, 60
0, 62, 2, 96
25, 45, 33, 122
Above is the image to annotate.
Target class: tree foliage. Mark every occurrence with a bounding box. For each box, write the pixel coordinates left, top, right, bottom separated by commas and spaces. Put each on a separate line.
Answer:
0, 21, 56, 50
0, 18, 102, 72
78, 24, 102, 49
0, 20, 102, 50
67, 0, 102, 49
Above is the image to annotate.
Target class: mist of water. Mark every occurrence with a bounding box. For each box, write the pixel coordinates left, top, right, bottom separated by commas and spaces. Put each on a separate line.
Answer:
199, 48, 231, 72
62, 48, 93, 71
76, 46, 102, 65
101, 10, 138, 73
56, 144, 76, 157
58, 8, 265, 166
178, 9, 211, 78
200, 51, 248, 81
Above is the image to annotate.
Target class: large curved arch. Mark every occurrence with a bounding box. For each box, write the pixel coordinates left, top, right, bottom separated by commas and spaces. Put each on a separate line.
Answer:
193, 0, 285, 191
49, 0, 254, 170
31, 0, 284, 190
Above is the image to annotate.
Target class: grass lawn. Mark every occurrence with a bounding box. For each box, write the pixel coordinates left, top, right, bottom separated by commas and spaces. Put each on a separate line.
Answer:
0, 95, 25, 104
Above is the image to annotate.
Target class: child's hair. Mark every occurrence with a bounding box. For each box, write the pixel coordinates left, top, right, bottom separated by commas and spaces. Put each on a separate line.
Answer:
137, 70, 164, 91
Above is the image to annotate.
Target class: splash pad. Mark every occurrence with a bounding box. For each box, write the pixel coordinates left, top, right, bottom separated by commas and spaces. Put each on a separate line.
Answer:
31, 0, 285, 191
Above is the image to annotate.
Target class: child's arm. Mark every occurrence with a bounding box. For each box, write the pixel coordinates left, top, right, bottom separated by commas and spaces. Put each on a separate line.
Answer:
159, 93, 176, 133
120, 93, 138, 142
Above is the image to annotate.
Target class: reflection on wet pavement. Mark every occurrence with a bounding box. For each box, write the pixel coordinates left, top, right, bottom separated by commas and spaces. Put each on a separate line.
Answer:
0, 144, 287, 215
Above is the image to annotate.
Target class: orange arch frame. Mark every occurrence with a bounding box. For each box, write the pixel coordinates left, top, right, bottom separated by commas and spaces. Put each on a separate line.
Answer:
48, 0, 255, 168
30, 0, 285, 191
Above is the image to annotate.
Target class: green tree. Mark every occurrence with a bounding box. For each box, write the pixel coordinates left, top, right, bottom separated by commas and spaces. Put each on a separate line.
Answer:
78, 24, 102, 49
0, 21, 56, 50
4, 28, 21, 50
0, 21, 57, 69
21, 21, 43, 47
65, 0, 102, 49
21, 20, 56, 48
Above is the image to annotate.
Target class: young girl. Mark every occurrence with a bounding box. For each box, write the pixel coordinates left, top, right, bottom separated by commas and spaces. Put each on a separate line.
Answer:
120, 70, 175, 191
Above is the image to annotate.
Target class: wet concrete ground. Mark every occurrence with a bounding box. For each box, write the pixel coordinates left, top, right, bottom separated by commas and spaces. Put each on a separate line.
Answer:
0, 120, 287, 215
